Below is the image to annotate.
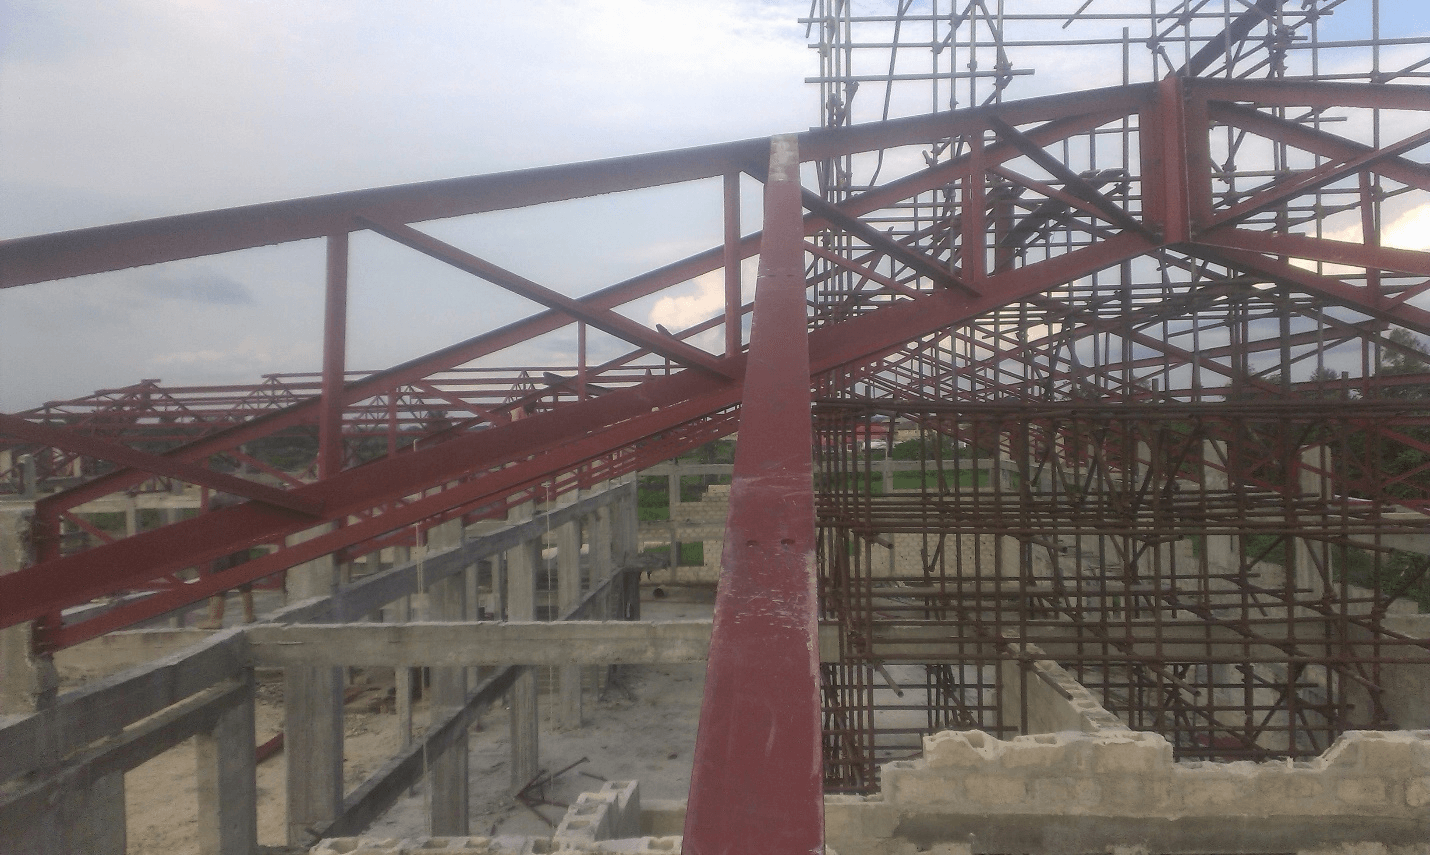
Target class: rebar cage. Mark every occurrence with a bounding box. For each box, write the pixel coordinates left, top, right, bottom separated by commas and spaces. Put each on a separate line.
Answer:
816, 400, 1430, 792
805, 0, 1430, 795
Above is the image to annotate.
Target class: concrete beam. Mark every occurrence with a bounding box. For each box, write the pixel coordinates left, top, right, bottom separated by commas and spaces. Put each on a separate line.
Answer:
247, 619, 718, 667
426, 519, 468, 836
283, 538, 344, 848
556, 518, 583, 730
0, 629, 246, 784
0, 677, 250, 852
0, 503, 57, 716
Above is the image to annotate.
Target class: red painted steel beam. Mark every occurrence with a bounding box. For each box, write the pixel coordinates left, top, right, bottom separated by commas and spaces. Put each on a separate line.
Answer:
1203, 125, 1430, 230
793, 185, 968, 292
0, 83, 1148, 289
723, 172, 743, 358
3, 92, 1176, 639
0, 217, 1155, 643
1177, 0, 1284, 77
1191, 79, 1430, 112
1183, 243, 1430, 337
685, 135, 823, 854
31, 96, 1141, 517
358, 216, 733, 378
1207, 101, 1430, 196
986, 116, 1150, 238
318, 232, 349, 479
0, 413, 321, 515
1198, 229, 1430, 280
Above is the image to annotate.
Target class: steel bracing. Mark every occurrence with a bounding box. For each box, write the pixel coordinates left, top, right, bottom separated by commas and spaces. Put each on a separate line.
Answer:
2, 1, 1430, 850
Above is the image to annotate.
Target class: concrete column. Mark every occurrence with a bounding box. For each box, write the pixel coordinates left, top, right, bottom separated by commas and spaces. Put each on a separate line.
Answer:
391, 545, 415, 749
556, 518, 582, 729
123, 497, 138, 537
1202, 440, 1237, 583
0, 504, 57, 715
18, 453, 37, 499
588, 504, 615, 694
2, 510, 126, 855
69, 773, 127, 855
1137, 439, 1175, 590
284, 525, 343, 847
507, 505, 538, 621
1297, 444, 1332, 601
1, 771, 127, 855
667, 470, 681, 570
506, 503, 540, 792
196, 670, 258, 855
428, 571, 468, 833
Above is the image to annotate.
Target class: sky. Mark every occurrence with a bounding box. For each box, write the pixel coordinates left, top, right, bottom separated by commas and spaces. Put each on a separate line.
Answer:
1, 0, 1427, 412
0, 0, 813, 411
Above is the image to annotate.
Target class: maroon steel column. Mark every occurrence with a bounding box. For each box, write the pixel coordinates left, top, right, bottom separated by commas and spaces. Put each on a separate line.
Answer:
318, 231, 349, 479
723, 170, 742, 357
684, 136, 823, 853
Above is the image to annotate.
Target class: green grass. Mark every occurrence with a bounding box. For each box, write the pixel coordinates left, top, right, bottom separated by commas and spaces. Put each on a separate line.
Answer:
640, 542, 705, 566
1334, 545, 1430, 612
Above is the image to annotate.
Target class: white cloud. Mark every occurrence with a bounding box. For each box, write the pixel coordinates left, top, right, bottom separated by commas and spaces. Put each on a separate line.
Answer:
1384, 203, 1430, 252
650, 272, 727, 332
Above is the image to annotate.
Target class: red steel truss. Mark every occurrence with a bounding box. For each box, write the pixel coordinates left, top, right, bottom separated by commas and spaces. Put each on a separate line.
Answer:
1, 2, 1429, 849
0, 75, 1427, 678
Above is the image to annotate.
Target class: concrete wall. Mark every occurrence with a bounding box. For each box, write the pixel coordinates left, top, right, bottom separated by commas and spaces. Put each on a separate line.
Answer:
823, 728, 1430, 853
998, 649, 1127, 736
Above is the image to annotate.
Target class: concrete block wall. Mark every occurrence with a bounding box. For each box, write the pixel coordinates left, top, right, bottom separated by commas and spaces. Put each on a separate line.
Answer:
553, 780, 642, 846
310, 834, 684, 854
889, 531, 1017, 578
642, 484, 729, 586
824, 728, 1430, 853
998, 648, 1128, 735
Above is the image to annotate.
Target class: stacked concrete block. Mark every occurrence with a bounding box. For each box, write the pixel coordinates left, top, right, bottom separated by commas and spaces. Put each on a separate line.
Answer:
889, 531, 1016, 579
309, 833, 686, 854
310, 837, 513, 853
554, 780, 641, 847
825, 728, 1430, 853
642, 483, 729, 586
879, 728, 1430, 818
997, 647, 1127, 735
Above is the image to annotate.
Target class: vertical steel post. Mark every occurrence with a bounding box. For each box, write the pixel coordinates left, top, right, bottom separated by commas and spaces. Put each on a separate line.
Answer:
724, 171, 743, 357
684, 136, 823, 854
318, 232, 349, 480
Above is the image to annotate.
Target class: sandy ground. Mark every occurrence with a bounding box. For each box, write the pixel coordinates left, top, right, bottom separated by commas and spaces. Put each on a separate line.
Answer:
108, 596, 709, 854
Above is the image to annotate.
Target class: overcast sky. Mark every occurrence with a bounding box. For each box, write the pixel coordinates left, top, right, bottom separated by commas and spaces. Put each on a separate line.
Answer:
0, 0, 814, 411
1, 1, 1426, 412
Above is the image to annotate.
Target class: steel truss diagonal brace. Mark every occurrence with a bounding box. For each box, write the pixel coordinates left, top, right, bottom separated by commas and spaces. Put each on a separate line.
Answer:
357, 217, 734, 378
0, 413, 321, 516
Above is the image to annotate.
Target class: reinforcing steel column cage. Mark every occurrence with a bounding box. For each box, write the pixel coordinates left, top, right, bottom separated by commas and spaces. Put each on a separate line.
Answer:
816, 401, 1430, 792
803, 0, 1430, 794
